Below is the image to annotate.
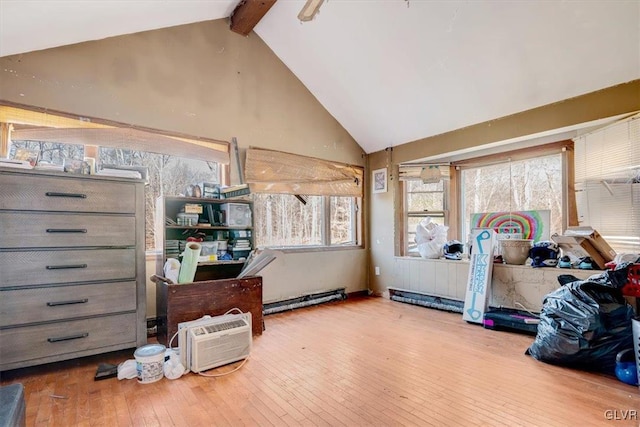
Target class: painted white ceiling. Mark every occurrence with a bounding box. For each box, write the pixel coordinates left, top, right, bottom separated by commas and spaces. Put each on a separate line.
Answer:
1, 0, 639, 154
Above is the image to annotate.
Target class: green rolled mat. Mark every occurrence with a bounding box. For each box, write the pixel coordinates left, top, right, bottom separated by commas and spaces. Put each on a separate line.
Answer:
178, 242, 202, 284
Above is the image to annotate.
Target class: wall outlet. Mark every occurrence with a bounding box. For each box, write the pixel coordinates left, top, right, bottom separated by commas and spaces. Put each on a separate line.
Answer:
375, 266, 380, 276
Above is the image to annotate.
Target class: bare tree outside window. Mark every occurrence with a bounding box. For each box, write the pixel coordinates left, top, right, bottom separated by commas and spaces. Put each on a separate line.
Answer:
9, 140, 84, 164
253, 194, 358, 248
330, 196, 356, 245
99, 147, 220, 250
253, 194, 323, 247
461, 154, 563, 241
9, 140, 221, 251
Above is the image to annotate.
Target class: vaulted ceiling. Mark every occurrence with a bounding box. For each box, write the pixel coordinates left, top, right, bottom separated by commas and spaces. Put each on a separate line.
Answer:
1, 0, 638, 154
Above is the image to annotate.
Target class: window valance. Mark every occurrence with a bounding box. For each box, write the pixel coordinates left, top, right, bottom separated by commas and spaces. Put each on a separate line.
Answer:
245, 147, 363, 197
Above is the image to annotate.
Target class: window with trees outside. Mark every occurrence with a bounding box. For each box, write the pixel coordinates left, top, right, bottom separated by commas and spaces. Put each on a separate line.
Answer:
3, 104, 227, 252
402, 144, 567, 256
245, 147, 363, 250
253, 194, 358, 248
8, 140, 221, 251
404, 179, 447, 255
460, 152, 564, 246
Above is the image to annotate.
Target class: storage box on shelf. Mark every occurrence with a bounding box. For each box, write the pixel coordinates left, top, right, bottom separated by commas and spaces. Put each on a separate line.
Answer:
0, 167, 147, 371
551, 227, 616, 270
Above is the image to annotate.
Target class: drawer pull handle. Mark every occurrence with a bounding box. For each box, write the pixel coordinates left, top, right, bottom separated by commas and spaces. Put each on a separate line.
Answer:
46, 229, 88, 233
47, 299, 89, 307
45, 192, 87, 199
46, 264, 87, 270
47, 333, 89, 343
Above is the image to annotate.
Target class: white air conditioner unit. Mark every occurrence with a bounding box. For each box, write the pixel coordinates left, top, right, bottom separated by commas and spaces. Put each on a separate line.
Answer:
177, 312, 252, 373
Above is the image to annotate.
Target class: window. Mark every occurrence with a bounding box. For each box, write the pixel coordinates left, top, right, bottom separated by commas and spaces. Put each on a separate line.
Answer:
460, 153, 564, 244
99, 147, 220, 250
573, 113, 640, 252
331, 196, 357, 245
404, 179, 447, 255
3, 103, 228, 252
9, 140, 85, 164
253, 194, 360, 248
401, 144, 567, 257
245, 147, 363, 250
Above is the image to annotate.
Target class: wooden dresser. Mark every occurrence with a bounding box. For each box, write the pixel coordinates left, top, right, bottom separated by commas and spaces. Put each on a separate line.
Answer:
0, 167, 146, 371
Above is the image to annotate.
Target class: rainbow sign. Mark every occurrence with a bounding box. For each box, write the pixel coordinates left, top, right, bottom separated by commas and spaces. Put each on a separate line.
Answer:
469, 210, 550, 241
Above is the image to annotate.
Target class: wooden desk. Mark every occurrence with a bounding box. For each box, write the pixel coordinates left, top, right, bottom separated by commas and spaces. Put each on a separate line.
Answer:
155, 276, 263, 346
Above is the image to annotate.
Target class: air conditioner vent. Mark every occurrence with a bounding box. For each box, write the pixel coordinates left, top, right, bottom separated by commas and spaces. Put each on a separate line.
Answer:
202, 319, 246, 334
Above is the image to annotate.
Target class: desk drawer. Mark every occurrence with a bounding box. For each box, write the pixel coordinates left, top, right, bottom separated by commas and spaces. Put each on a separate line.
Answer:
0, 174, 136, 214
0, 248, 136, 288
0, 212, 135, 249
0, 281, 136, 327
0, 313, 137, 366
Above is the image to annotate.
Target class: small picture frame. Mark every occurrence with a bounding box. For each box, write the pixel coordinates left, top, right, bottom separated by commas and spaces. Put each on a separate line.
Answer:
13, 148, 39, 167
63, 158, 90, 174
372, 168, 387, 194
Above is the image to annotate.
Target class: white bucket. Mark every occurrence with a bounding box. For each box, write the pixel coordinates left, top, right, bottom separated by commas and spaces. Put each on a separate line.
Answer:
134, 344, 166, 384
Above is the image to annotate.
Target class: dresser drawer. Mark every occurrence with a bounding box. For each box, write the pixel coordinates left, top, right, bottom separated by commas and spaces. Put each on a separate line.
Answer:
0, 173, 136, 214
0, 248, 136, 288
0, 281, 137, 327
0, 313, 137, 366
0, 212, 135, 249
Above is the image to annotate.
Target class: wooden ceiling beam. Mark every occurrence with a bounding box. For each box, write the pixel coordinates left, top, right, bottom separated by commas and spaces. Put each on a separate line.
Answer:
230, 0, 277, 36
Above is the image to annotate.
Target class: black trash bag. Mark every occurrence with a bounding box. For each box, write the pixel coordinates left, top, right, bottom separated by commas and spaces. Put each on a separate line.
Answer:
527, 280, 634, 374
557, 262, 632, 289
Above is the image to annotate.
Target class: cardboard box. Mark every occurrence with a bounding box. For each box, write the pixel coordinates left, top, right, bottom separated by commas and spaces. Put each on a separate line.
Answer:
551, 234, 608, 270
563, 227, 616, 262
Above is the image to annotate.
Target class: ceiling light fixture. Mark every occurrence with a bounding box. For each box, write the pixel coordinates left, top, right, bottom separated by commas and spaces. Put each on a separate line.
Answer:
298, 0, 325, 22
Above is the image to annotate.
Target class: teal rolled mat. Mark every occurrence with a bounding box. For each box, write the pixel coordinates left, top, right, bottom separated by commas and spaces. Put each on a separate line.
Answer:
178, 242, 202, 284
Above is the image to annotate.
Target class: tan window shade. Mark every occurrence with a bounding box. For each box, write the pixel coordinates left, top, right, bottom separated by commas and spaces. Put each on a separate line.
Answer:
2, 103, 229, 164
245, 147, 363, 197
398, 164, 450, 181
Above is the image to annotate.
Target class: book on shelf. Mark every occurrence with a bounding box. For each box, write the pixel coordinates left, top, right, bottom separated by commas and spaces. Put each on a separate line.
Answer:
34, 163, 64, 171
221, 184, 250, 199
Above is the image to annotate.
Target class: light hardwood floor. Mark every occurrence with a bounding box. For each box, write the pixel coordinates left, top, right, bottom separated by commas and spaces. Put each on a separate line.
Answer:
1, 296, 638, 426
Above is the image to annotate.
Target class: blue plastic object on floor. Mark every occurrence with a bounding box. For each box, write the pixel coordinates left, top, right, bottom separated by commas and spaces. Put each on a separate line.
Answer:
615, 348, 638, 386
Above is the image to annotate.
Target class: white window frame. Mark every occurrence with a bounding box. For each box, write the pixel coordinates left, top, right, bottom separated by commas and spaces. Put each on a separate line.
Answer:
403, 179, 448, 256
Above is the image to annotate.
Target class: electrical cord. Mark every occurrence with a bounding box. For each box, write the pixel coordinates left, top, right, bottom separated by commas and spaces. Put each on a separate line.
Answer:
167, 308, 249, 378
197, 356, 250, 377
514, 301, 540, 318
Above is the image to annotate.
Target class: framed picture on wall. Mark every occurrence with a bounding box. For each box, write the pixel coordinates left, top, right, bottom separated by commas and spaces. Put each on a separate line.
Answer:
372, 168, 387, 193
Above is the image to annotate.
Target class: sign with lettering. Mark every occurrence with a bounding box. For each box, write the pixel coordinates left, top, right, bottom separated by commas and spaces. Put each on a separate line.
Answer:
463, 228, 496, 323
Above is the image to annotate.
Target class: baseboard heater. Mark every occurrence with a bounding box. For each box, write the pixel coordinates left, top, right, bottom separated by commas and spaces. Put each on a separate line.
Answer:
263, 288, 347, 315
388, 287, 464, 314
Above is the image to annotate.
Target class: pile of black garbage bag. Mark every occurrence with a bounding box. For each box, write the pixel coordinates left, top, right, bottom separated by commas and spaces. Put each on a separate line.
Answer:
526, 263, 635, 374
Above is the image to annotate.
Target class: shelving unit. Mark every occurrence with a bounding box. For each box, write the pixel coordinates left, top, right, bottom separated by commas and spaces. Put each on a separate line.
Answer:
155, 196, 253, 281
